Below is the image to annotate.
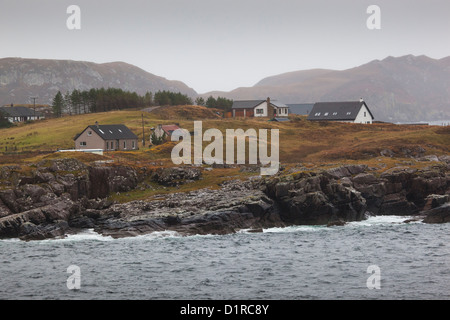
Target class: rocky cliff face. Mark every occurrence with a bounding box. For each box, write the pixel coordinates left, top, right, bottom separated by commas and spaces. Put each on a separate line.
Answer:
0, 159, 449, 241
0, 58, 197, 104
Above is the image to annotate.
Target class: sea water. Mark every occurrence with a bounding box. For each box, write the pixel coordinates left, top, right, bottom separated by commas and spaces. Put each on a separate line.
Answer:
0, 216, 449, 300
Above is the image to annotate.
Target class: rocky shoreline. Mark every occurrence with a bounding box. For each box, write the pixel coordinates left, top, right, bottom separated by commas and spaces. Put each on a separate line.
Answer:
0, 158, 449, 241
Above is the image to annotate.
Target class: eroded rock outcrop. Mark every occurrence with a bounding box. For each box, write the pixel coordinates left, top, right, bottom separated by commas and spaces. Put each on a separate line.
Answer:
0, 159, 449, 241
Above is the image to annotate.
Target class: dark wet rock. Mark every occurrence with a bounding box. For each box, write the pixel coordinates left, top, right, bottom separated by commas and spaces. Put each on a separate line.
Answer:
20, 184, 48, 203
378, 192, 419, 215
422, 203, 450, 224
327, 220, 347, 227
68, 215, 96, 229
422, 194, 449, 211
88, 166, 138, 199
0, 189, 20, 213
0, 198, 12, 218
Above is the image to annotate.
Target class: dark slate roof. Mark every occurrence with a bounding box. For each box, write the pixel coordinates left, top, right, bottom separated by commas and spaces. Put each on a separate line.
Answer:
75, 124, 138, 141
307, 101, 374, 121
232, 100, 265, 109
286, 104, 314, 115
0, 106, 43, 117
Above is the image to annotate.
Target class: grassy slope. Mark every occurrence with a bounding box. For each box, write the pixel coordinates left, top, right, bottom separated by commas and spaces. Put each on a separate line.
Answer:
0, 107, 449, 163
0, 106, 449, 201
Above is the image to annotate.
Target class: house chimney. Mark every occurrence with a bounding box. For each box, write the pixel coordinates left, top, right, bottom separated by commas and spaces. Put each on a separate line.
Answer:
95, 121, 99, 128
267, 97, 271, 106
360, 98, 364, 103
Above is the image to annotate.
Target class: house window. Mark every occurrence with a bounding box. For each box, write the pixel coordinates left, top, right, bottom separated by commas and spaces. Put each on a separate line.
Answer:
80, 141, 87, 146
256, 109, 264, 114
88, 131, 92, 136
123, 141, 127, 149
132, 141, 136, 149
364, 112, 367, 117
116, 141, 119, 149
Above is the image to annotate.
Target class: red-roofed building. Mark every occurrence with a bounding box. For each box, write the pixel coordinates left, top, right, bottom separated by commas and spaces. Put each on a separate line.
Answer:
152, 124, 182, 142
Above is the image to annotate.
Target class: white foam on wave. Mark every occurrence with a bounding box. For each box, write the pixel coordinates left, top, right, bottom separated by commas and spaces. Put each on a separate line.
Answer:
259, 215, 420, 234
347, 215, 421, 227
52, 229, 115, 242
262, 225, 326, 234
130, 230, 182, 241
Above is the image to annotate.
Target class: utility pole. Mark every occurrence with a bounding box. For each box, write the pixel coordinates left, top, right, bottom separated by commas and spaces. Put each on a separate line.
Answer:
142, 113, 145, 147
30, 96, 38, 120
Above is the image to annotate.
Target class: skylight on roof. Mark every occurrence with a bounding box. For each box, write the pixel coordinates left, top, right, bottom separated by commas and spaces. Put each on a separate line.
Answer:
118, 129, 122, 133
347, 112, 352, 115
109, 130, 113, 134
99, 129, 105, 134
324, 112, 329, 116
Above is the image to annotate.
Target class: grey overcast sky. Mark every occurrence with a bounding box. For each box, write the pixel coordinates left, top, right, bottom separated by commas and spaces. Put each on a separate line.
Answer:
1, 0, 449, 93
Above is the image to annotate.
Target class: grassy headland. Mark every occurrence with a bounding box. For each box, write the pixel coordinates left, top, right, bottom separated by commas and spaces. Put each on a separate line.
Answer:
0, 105, 449, 201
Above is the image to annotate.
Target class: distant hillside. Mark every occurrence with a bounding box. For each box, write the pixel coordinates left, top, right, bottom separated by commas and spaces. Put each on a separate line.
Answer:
0, 58, 197, 105
204, 55, 450, 122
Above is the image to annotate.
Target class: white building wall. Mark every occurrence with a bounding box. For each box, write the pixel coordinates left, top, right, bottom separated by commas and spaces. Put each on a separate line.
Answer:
254, 102, 268, 117
354, 105, 373, 124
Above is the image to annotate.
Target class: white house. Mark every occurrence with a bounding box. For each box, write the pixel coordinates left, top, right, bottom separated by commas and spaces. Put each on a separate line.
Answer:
232, 97, 289, 118
0, 106, 45, 123
307, 99, 374, 124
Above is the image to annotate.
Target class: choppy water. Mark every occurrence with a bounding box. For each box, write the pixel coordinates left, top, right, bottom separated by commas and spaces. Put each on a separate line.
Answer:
0, 216, 449, 300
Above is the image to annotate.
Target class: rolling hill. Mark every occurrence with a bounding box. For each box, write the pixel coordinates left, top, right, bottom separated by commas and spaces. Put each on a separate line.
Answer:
204, 55, 450, 122
0, 58, 197, 105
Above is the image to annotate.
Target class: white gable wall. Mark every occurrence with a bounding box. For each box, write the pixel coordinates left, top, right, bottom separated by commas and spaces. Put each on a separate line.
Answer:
254, 101, 268, 117
354, 104, 373, 124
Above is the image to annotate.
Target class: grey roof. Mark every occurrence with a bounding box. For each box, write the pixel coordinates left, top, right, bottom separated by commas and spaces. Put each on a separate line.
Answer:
232, 100, 265, 109
270, 100, 288, 108
75, 124, 138, 141
0, 106, 43, 117
287, 104, 314, 115
232, 99, 289, 109
307, 101, 374, 121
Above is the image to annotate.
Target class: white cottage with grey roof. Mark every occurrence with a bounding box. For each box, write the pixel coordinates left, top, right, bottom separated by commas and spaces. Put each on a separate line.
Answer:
232, 97, 289, 118
0, 106, 44, 122
307, 99, 374, 124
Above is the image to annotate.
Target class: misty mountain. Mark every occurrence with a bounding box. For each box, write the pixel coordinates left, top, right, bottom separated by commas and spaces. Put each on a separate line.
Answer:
205, 55, 450, 122
0, 58, 197, 105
